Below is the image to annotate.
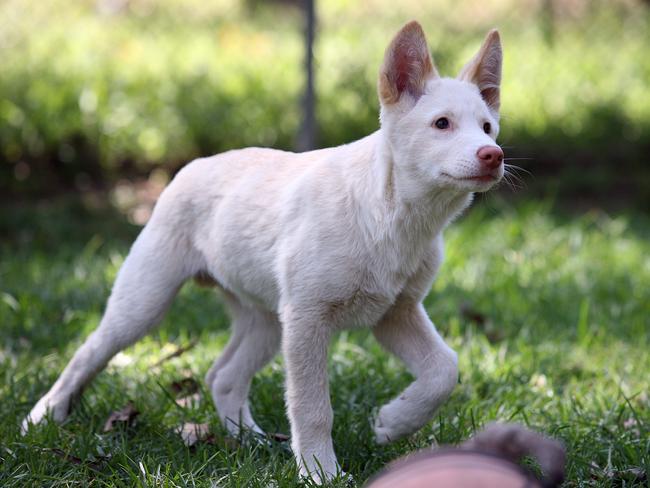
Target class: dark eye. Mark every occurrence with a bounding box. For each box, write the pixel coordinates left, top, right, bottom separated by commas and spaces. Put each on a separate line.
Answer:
483, 122, 491, 134
434, 117, 450, 130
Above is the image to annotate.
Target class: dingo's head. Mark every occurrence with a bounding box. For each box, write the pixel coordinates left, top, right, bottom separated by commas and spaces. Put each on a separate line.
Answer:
379, 22, 503, 194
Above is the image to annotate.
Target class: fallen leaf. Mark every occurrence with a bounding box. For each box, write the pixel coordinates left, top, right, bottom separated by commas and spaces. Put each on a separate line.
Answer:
103, 402, 139, 432
46, 448, 83, 465
175, 393, 201, 408
269, 432, 290, 442
42, 448, 107, 472
459, 303, 504, 343
176, 422, 240, 450
618, 467, 647, 482
170, 377, 200, 396
177, 422, 211, 447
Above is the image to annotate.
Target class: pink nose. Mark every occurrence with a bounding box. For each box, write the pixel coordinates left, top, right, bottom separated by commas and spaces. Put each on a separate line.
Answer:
477, 145, 504, 170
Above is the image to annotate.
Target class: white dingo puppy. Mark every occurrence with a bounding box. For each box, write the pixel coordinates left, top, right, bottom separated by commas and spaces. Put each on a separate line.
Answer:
23, 21, 504, 483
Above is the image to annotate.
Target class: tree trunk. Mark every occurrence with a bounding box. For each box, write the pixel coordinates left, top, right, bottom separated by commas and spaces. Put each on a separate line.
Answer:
296, 0, 316, 152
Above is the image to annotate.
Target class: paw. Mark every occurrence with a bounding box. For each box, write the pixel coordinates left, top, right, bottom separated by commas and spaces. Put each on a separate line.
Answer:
374, 414, 397, 445
221, 414, 265, 438
299, 462, 347, 486
21, 393, 70, 434
295, 446, 343, 486
215, 394, 266, 438
373, 403, 414, 445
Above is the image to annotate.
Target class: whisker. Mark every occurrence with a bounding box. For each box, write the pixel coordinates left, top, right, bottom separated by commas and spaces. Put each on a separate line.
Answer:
505, 167, 527, 184
504, 166, 527, 181
503, 164, 533, 176
501, 173, 523, 191
504, 166, 533, 179
504, 172, 525, 188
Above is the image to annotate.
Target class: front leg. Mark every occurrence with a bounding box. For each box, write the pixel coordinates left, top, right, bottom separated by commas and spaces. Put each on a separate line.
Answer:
372, 301, 458, 444
281, 305, 340, 484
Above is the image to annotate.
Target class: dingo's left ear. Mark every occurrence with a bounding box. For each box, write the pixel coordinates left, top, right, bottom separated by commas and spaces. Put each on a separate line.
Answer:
378, 21, 439, 106
458, 30, 502, 115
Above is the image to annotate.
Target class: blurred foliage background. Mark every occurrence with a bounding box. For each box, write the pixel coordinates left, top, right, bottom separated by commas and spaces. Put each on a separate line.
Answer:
1, 0, 649, 208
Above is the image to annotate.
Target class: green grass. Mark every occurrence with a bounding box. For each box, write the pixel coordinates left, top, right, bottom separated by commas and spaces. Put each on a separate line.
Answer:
1, 197, 649, 486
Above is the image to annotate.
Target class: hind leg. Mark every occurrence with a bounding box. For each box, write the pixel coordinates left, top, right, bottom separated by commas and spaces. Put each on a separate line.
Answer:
206, 294, 281, 436
22, 226, 193, 432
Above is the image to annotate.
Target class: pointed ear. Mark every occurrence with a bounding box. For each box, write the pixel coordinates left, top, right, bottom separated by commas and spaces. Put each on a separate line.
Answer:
378, 21, 438, 106
458, 29, 502, 114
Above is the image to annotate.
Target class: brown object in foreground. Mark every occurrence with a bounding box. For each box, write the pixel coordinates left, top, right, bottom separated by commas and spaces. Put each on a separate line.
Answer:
366, 423, 565, 488
102, 402, 139, 432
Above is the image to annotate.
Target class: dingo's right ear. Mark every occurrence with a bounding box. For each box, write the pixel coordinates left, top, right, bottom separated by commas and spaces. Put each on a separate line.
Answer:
378, 21, 438, 106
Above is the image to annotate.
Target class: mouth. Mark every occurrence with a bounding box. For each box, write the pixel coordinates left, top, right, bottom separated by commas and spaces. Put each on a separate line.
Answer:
456, 174, 497, 183
441, 172, 501, 185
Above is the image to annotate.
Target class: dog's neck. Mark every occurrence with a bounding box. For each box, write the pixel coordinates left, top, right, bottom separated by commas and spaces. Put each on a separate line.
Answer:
347, 130, 472, 248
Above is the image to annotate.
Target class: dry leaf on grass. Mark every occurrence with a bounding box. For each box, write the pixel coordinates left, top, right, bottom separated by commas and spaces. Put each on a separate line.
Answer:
175, 393, 201, 408
177, 422, 212, 447
42, 448, 107, 472
170, 377, 200, 396
269, 432, 290, 442
614, 468, 647, 483
591, 461, 647, 483
103, 402, 139, 432
176, 422, 240, 449
459, 303, 504, 343
170, 377, 202, 409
